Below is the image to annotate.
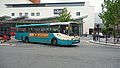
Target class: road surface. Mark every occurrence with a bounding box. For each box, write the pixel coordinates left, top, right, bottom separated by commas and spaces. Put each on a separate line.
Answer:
0, 37, 120, 68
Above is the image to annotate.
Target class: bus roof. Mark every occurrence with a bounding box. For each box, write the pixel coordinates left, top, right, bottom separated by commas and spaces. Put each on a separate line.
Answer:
16, 22, 76, 27
16, 23, 50, 27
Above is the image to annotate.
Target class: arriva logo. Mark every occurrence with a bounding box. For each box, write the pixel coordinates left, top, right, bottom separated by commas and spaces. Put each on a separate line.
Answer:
29, 0, 40, 3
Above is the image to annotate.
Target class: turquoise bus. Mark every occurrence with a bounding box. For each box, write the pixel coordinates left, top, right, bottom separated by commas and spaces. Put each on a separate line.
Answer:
15, 22, 80, 45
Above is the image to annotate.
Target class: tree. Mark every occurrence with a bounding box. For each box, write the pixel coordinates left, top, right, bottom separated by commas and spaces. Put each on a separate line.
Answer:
99, 0, 120, 43
57, 8, 72, 22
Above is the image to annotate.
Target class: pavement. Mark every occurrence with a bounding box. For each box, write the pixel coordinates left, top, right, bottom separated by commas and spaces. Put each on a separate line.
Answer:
0, 40, 16, 46
0, 43, 16, 46
88, 36, 120, 47
89, 40, 120, 46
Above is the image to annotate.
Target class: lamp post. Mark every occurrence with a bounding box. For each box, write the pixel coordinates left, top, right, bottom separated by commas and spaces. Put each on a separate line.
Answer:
96, 24, 100, 41
106, 25, 109, 43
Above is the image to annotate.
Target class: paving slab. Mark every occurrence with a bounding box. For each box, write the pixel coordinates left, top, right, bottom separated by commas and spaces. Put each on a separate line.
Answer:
89, 40, 120, 47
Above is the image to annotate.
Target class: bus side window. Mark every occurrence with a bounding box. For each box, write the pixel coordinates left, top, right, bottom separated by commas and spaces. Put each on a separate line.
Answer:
23, 28, 26, 33
18, 28, 22, 33
36, 26, 41, 33
60, 25, 68, 34
46, 26, 50, 33
30, 27, 33, 32
50, 25, 59, 33
26, 27, 29, 33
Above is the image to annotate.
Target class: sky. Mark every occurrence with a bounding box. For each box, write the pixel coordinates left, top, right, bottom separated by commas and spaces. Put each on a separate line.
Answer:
41, 0, 104, 13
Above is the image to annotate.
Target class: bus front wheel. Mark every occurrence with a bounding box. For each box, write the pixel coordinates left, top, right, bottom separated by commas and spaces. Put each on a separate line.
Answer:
52, 39, 57, 45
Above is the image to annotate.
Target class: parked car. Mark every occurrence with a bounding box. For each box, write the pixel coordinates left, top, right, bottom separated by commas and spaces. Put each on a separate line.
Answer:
98, 32, 104, 38
116, 34, 120, 38
0, 34, 4, 39
0, 34, 11, 40
97, 32, 110, 38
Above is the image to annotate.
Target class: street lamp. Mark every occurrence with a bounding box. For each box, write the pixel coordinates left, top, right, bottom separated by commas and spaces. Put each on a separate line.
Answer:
106, 25, 109, 43
96, 24, 100, 41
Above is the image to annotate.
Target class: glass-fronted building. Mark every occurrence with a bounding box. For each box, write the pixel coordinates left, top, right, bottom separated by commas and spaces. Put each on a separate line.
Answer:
0, 0, 94, 35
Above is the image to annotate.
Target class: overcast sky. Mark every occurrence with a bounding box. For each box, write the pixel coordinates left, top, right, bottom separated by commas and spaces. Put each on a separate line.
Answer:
41, 0, 104, 13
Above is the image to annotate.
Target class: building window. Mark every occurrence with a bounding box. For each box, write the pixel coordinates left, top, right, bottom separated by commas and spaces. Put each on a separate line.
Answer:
25, 13, 28, 16
54, 9, 63, 14
19, 13, 22, 17
11, 13, 15, 16
36, 12, 40, 16
76, 12, 80, 16
31, 13, 35, 16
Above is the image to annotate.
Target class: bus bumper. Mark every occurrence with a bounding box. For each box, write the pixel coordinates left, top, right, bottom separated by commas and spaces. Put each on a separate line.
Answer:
58, 39, 80, 45
72, 43, 80, 46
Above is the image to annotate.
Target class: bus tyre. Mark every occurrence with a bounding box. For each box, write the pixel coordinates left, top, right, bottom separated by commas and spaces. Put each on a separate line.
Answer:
52, 39, 57, 46
21, 36, 25, 42
25, 37, 29, 43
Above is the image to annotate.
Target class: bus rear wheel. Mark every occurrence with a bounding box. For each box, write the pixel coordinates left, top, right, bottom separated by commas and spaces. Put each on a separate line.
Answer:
52, 39, 57, 45
25, 37, 29, 43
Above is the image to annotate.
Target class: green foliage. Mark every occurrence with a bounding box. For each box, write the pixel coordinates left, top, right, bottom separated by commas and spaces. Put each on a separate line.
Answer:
57, 8, 72, 22
101, 27, 113, 34
101, 27, 106, 34
99, 0, 120, 26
